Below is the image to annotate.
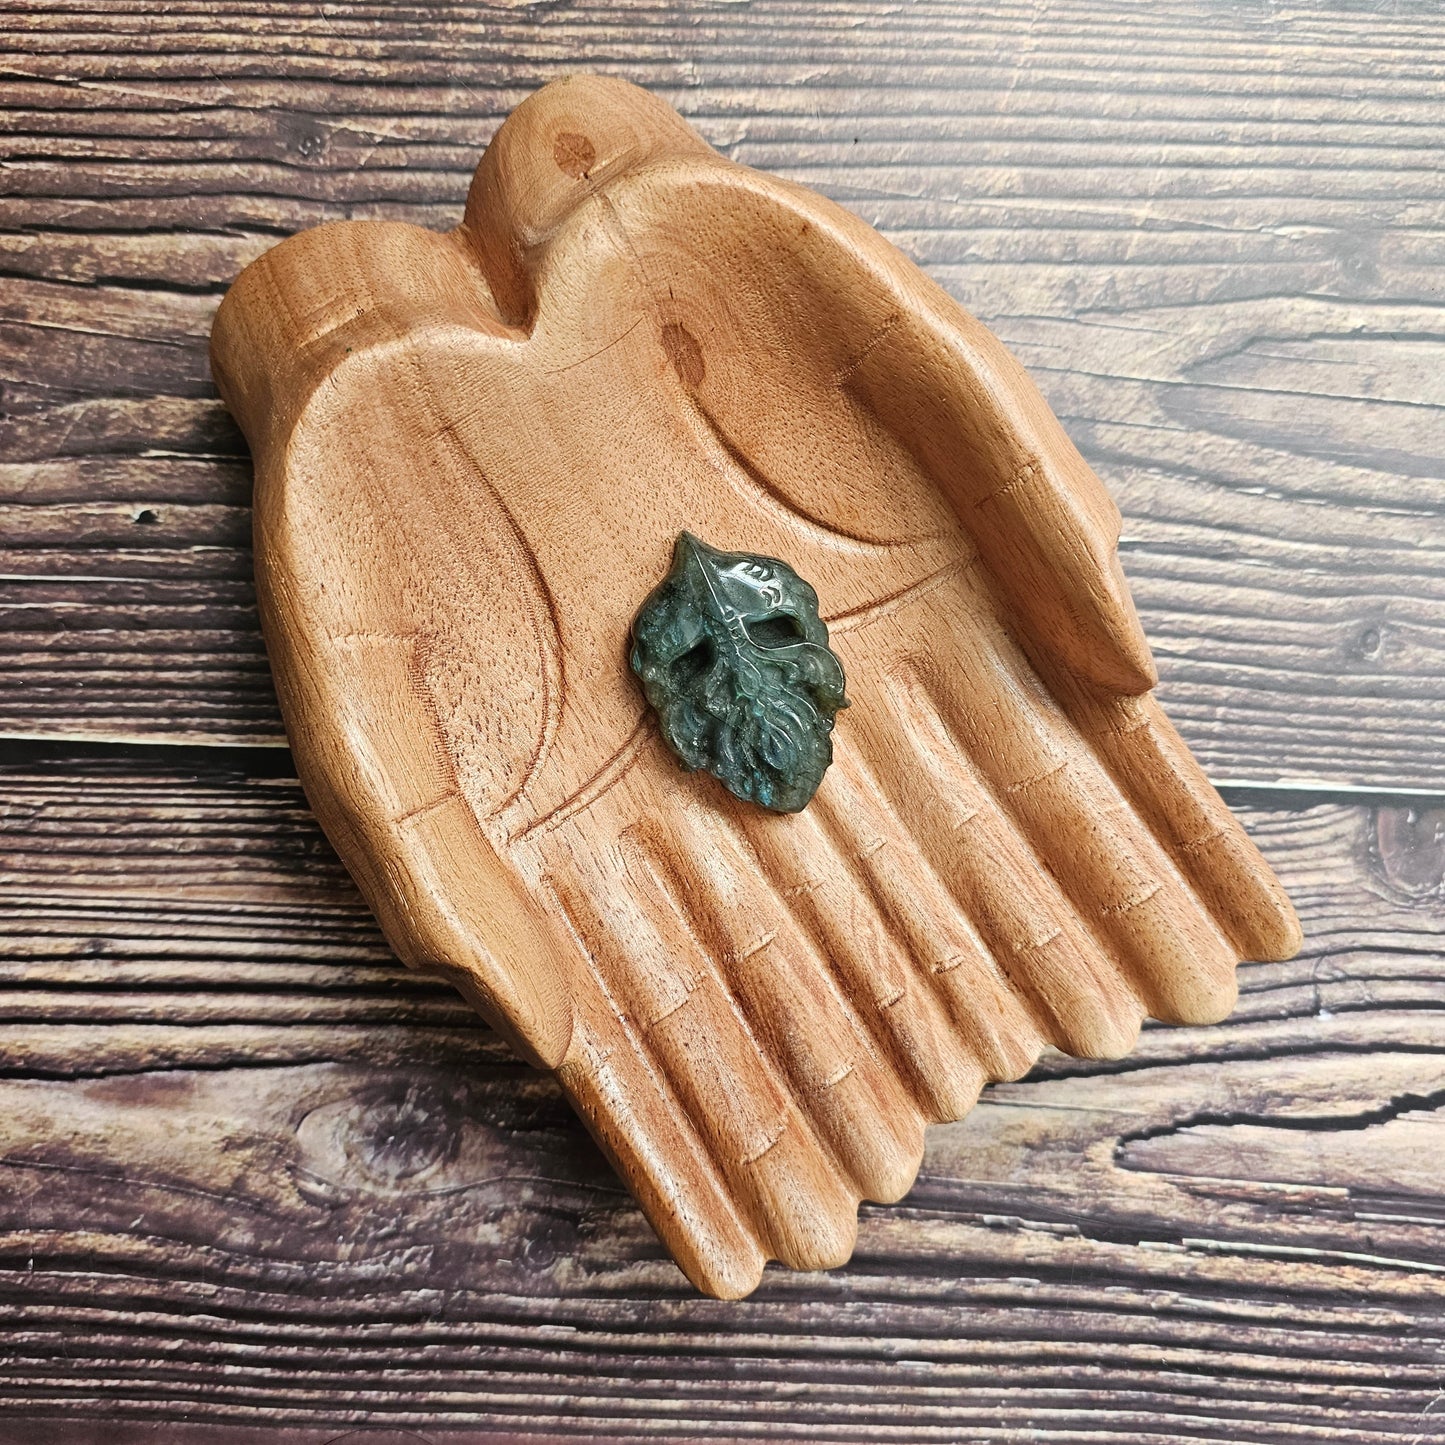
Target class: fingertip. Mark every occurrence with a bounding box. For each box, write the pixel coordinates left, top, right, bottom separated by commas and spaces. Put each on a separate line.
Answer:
1089, 554, 1159, 694
1194, 834, 1305, 964
673, 1222, 768, 1301
773, 1202, 859, 1276
1051, 548, 1156, 694
1057, 979, 1145, 1061
1156, 965, 1239, 1028
844, 1109, 926, 1205
1243, 896, 1305, 964
500, 972, 576, 1071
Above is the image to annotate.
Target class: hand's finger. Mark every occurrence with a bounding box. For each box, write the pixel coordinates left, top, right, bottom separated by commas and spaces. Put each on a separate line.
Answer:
650, 802, 929, 1206
549, 861, 858, 1276
1040, 679, 1302, 962
831, 286, 1158, 694
551, 972, 768, 1301
738, 799, 992, 1123
664, 162, 1157, 696
837, 682, 1147, 1059
851, 568, 1245, 1024
897, 658, 1242, 1026
461, 75, 714, 325
809, 764, 1051, 1079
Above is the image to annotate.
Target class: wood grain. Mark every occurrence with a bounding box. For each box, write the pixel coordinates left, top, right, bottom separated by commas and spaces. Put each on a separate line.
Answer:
0, 745, 1438, 1439
2, 0, 1444, 788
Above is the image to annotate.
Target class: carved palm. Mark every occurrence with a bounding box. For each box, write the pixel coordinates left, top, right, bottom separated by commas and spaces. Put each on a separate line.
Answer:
212, 76, 1301, 1299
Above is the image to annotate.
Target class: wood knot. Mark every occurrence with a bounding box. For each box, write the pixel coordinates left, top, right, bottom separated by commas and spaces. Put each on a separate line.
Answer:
661, 322, 705, 388
343, 1079, 463, 1185
553, 130, 596, 179
1374, 806, 1445, 898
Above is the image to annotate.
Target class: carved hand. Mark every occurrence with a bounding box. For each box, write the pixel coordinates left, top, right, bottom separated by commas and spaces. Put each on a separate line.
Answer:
211, 76, 1301, 1299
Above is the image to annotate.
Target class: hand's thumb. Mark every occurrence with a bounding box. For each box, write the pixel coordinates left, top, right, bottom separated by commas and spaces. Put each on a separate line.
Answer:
273, 625, 574, 1071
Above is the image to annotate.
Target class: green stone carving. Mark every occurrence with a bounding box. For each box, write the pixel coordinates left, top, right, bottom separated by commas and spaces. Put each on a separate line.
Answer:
630, 532, 848, 813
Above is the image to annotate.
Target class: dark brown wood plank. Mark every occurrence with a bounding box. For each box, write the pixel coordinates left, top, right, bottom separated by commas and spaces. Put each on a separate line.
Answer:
0, 743, 1440, 1439
2, 0, 1445, 786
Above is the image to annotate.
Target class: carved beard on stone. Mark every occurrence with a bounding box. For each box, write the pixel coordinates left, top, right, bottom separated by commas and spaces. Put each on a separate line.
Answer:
630, 532, 849, 814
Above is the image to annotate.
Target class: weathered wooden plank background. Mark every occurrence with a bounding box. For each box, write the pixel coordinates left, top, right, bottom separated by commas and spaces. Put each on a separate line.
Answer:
0, 0, 1442, 1439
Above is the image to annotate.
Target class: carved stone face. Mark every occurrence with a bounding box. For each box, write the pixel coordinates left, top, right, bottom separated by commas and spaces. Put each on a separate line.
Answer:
629, 532, 848, 813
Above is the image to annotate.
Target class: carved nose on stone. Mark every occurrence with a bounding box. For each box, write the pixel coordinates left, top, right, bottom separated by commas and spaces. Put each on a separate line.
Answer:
674, 530, 709, 563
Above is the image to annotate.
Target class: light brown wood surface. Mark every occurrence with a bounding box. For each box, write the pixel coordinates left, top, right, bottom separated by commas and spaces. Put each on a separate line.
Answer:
209, 74, 1299, 1298
2, 0, 1442, 1435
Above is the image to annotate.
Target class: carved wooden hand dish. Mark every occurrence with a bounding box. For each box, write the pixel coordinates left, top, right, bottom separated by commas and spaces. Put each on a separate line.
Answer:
211, 76, 1301, 1299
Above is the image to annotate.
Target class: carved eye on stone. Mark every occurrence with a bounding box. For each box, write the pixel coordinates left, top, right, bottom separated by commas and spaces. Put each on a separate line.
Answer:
745, 612, 806, 650
671, 636, 716, 685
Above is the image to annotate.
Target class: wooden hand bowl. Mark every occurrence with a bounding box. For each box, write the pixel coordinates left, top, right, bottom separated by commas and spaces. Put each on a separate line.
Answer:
210, 75, 1301, 1299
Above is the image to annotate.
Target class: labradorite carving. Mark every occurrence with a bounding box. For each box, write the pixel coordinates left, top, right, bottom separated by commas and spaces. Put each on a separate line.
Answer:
630, 532, 848, 813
